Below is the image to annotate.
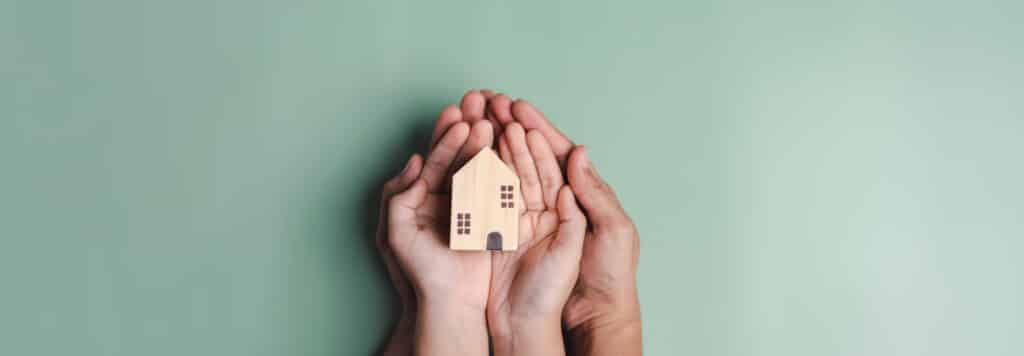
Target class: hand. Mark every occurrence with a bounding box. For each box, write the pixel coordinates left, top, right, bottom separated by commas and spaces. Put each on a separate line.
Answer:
375, 153, 422, 356
385, 102, 496, 355
484, 92, 642, 355
487, 123, 588, 356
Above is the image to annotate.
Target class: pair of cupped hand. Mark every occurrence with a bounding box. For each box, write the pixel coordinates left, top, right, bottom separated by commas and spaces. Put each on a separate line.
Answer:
375, 90, 641, 356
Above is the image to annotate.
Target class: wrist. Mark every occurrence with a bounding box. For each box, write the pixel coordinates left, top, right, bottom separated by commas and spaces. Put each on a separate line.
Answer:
563, 287, 640, 330
489, 314, 564, 356
414, 301, 488, 356
565, 303, 642, 356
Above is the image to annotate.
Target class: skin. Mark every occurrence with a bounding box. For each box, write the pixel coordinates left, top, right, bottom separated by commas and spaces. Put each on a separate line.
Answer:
485, 91, 643, 356
378, 100, 496, 355
432, 91, 592, 355
375, 153, 420, 356
487, 123, 588, 356
377, 89, 641, 355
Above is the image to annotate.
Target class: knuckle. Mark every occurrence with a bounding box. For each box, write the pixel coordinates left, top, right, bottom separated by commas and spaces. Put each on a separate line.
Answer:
607, 218, 638, 238
424, 157, 447, 172
521, 174, 540, 187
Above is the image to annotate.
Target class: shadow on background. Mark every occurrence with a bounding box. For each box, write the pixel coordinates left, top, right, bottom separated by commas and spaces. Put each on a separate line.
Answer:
319, 87, 457, 354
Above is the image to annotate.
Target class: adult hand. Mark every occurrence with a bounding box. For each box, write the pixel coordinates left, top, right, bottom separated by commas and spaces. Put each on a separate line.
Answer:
485, 93, 643, 355
375, 152, 421, 356
487, 123, 588, 356
386, 102, 495, 355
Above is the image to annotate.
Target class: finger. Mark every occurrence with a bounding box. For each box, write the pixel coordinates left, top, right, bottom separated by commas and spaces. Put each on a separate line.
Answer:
378, 154, 424, 237
480, 89, 496, 99
526, 130, 564, 209
505, 123, 544, 211
430, 105, 463, 150
377, 154, 423, 251
488, 93, 514, 139
389, 178, 429, 223
490, 94, 515, 124
566, 146, 631, 230
512, 100, 574, 164
451, 120, 494, 175
498, 136, 513, 167
553, 185, 587, 254
422, 122, 470, 192
460, 90, 486, 122
377, 154, 424, 244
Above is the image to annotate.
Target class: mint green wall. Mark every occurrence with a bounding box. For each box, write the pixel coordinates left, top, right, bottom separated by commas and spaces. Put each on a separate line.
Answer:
3, 1, 1022, 355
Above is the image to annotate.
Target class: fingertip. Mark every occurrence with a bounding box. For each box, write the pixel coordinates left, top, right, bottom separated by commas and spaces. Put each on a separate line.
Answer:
491, 94, 514, 123
505, 122, 525, 138
399, 154, 423, 181
440, 104, 461, 119
431, 105, 464, 147
473, 118, 494, 135
567, 145, 589, 176
448, 121, 472, 140
460, 90, 486, 121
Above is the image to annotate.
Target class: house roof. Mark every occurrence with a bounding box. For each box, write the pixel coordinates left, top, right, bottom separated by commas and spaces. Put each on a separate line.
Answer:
453, 148, 515, 180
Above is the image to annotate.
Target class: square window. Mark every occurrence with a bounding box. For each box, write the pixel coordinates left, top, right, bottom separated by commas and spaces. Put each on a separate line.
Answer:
457, 221, 463, 227
501, 202, 507, 208
458, 213, 464, 219
508, 185, 513, 192
466, 229, 471, 234
509, 202, 514, 208
465, 213, 471, 219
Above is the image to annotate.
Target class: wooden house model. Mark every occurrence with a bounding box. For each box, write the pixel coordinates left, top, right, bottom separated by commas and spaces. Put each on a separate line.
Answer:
450, 148, 520, 251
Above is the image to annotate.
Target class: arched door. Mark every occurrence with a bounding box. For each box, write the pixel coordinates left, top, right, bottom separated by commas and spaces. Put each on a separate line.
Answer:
486, 232, 502, 251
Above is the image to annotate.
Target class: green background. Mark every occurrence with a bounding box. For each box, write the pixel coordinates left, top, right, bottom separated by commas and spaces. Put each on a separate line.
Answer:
3, 0, 1022, 355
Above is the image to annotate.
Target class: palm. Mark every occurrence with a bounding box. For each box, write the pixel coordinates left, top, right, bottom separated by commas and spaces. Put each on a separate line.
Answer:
391, 192, 491, 310
490, 207, 577, 317
487, 125, 587, 324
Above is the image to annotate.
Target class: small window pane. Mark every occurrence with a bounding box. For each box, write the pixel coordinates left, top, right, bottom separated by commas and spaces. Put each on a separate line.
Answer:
509, 202, 514, 208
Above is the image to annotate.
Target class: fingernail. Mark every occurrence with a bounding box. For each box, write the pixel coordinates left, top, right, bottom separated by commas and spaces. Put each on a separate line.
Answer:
580, 146, 601, 179
580, 146, 591, 167
400, 155, 414, 175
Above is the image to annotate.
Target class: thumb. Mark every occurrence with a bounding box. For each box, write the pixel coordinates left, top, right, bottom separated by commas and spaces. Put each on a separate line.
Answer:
388, 178, 428, 229
553, 185, 586, 254
566, 146, 630, 230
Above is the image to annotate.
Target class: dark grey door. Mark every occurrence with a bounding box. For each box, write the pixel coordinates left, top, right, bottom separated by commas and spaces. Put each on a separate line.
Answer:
486, 232, 502, 251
